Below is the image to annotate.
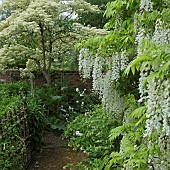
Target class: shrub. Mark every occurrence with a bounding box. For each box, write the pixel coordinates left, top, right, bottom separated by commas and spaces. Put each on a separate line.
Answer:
0, 82, 46, 169
64, 105, 120, 158
34, 82, 100, 131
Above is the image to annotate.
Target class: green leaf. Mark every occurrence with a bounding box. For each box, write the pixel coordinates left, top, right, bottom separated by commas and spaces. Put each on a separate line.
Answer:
130, 106, 146, 119
105, 152, 121, 170
131, 64, 136, 75
51, 95, 62, 101
109, 126, 124, 141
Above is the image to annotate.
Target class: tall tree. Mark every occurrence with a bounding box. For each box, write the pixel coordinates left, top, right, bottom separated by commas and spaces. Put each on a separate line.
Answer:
0, 0, 100, 85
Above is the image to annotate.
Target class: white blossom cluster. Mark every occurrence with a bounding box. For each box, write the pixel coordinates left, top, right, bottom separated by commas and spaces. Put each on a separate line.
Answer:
140, 77, 170, 169
135, 28, 146, 55
111, 52, 120, 81
161, 80, 170, 135
152, 19, 170, 46
144, 79, 170, 136
148, 134, 170, 170
120, 50, 129, 71
92, 55, 104, 95
78, 48, 95, 79
157, 135, 170, 170
115, 13, 123, 30
135, 28, 150, 55
140, 0, 153, 11
92, 53, 126, 113
144, 79, 162, 136
102, 70, 126, 113
134, 14, 139, 34
79, 48, 126, 114
111, 51, 128, 81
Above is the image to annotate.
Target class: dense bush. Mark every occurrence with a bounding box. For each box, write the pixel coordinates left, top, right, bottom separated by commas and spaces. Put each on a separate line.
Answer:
0, 82, 46, 169
0, 95, 24, 170
34, 81, 100, 131
0, 81, 29, 96
64, 105, 121, 169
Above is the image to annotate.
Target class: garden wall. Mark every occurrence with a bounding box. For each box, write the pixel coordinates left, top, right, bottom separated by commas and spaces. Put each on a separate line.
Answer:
0, 70, 92, 91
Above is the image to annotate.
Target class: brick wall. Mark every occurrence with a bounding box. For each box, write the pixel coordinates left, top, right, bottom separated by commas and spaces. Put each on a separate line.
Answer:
0, 70, 92, 91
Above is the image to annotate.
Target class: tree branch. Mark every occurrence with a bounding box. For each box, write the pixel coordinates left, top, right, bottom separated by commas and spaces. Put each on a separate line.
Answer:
39, 22, 46, 70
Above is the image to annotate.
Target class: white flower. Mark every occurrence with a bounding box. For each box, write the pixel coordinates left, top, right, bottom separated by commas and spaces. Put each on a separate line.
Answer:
140, 0, 153, 11
75, 131, 83, 137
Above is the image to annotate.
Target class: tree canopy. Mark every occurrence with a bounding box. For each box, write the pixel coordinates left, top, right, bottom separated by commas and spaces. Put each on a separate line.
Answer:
0, 0, 102, 84
77, 0, 111, 28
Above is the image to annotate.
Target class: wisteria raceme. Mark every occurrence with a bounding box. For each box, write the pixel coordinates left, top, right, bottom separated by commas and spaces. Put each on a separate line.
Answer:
111, 52, 120, 81
114, 13, 123, 30
120, 50, 128, 71
144, 79, 162, 136
102, 70, 126, 113
144, 78, 170, 136
78, 48, 126, 114
161, 79, 170, 136
140, 0, 153, 11
143, 78, 170, 169
135, 28, 146, 55
152, 19, 170, 46
79, 48, 95, 79
92, 55, 104, 94
138, 66, 150, 103
134, 14, 139, 34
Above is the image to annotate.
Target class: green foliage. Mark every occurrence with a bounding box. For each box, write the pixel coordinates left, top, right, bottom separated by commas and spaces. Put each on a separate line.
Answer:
125, 40, 170, 81
64, 158, 107, 170
0, 81, 29, 112
77, 0, 111, 28
105, 95, 148, 170
0, 95, 24, 170
0, 81, 29, 96
0, 82, 46, 169
35, 81, 100, 131
26, 94, 46, 148
64, 105, 119, 158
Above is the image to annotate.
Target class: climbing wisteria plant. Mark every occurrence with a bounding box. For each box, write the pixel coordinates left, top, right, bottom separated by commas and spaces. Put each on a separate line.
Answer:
77, 0, 170, 169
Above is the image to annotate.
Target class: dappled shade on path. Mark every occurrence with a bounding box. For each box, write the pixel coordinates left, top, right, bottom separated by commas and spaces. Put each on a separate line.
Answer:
27, 132, 86, 170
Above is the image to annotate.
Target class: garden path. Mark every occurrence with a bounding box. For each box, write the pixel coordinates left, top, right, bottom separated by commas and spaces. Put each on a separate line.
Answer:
27, 131, 86, 170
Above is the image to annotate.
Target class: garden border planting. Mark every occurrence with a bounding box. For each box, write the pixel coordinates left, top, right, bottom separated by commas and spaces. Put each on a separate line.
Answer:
0, 97, 32, 169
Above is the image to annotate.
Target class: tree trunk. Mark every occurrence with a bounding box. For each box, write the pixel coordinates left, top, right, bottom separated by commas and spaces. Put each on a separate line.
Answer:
42, 70, 51, 86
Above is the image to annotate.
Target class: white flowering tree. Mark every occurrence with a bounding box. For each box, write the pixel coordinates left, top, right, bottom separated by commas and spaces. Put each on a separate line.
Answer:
0, 0, 100, 85
77, 0, 170, 169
